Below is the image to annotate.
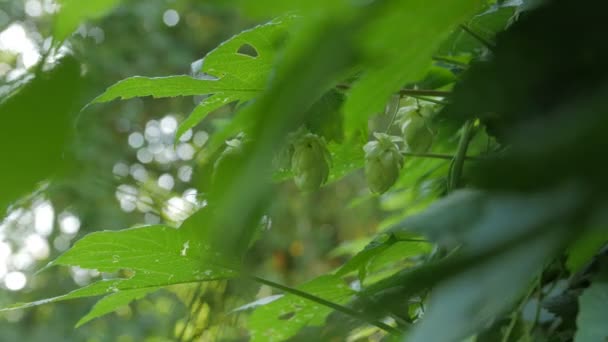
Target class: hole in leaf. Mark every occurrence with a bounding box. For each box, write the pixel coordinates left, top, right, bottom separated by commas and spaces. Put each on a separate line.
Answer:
237, 43, 258, 58
278, 312, 295, 320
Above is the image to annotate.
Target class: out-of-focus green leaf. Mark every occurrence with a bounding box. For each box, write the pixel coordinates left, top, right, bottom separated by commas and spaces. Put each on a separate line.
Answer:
567, 227, 608, 274
305, 89, 345, 143
575, 272, 608, 342
54, 0, 123, 42
388, 186, 581, 251
248, 275, 354, 342
407, 232, 564, 342
0, 56, 82, 214
344, 0, 483, 133
350, 185, 583, 335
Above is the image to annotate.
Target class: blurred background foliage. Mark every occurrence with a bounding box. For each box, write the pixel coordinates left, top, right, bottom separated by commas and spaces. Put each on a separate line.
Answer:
0, 1, 254, 340
0, 1, 396, 340
1, 0, 607, 341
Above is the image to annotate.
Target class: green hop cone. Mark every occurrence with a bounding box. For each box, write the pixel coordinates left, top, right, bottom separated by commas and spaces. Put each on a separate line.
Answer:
364, 133, 404, 194
291, 132, 331, 192
401, 112, 433, 153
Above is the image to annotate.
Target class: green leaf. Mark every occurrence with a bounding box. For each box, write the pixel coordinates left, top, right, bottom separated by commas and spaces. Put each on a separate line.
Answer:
75, 288, 156, 328
1, 224, 237, 318
248, 275, 355, 342
92, 16, 293, 141
575, 272, 608, 342
390, 186, 583, 341
54, 0, 122, 42
566, 227, 608, 274
91, 76, 253, 102
344, 0, 483, 133
336, 234, 396, 279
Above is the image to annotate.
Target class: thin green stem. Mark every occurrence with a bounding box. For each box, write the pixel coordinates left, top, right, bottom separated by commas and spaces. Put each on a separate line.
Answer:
248, 275, 403, 336
336, 84, 450, 98
502, 274, 540, 342
432, 55, 469, 68
384, 95, 402, 133
408, 95, 449, 105
531, 275, 544, 334
178, 283, 204, 342
448, 120, 475, 192
459, 24, 495, 50
402, 151, 481, 161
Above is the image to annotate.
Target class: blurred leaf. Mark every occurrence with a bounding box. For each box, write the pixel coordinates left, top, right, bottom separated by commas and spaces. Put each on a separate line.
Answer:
54, 0, 123, 42
407, 232, 564, 342
248, 275, 354, 342
388, 186, 581, 251
0, 56, 82, 214
305, 89, 345, 143
575, 271, 608, 342
351, 186, 582, 332
567, 227, 608, 274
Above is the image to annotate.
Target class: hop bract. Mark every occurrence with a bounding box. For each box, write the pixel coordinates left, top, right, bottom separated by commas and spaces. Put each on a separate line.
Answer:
291, 132, 331, 192
364, 133, 404, 194
400, 111, 433, 153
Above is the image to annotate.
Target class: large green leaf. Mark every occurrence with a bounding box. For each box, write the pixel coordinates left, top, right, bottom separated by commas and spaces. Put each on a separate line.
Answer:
348, 185, 583, 338
92, 17, 293, 140
575, 271, 608, 342
247, 275, 355, 342
54, 0, 123, 42
406, 233, 565, 342
1, 223, 237, 324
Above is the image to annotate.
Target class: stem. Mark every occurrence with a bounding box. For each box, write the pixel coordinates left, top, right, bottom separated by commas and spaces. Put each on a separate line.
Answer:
336, 84, 450, 98
432, 55, 469, 68
248, 275, 402, 336
459, 24, 495, 50
408, 95, 449, 106
448, 120, 475, 192
531, 275, 544, 334
384, 95, 402, 133
402, 151, 481, 161
501, 275, 540, 342
178, 283, 204, 342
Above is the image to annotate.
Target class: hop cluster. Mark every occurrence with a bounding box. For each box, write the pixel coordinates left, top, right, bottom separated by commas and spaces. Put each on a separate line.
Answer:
291, 132, 331, 192
400, 111, 433, 153
364, 133, 404, 194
